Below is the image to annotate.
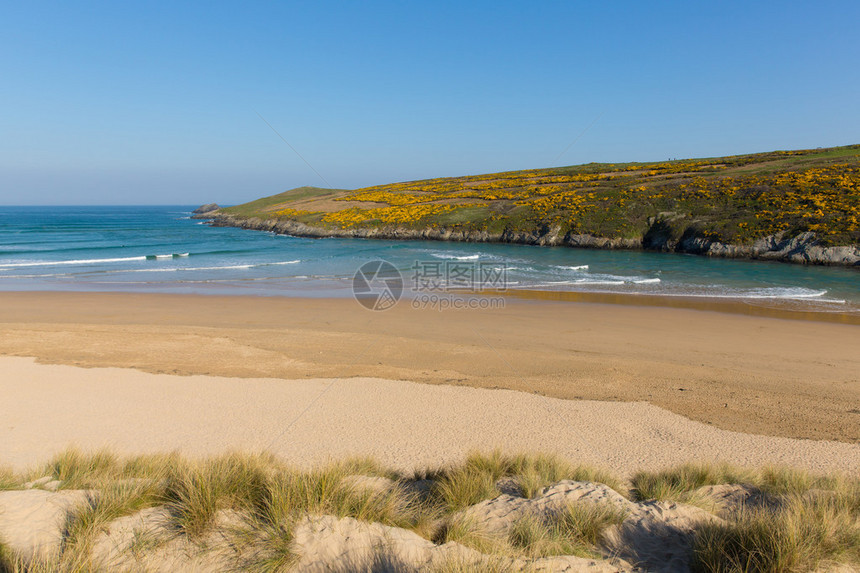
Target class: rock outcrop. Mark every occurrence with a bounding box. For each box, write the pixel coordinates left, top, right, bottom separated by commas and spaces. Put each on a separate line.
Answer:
191, 203, 221, 218
207, 213, 860, 268
677, 231, 860, 266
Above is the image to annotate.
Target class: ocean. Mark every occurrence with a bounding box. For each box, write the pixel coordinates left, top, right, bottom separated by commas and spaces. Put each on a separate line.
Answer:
0, 206, 857, 312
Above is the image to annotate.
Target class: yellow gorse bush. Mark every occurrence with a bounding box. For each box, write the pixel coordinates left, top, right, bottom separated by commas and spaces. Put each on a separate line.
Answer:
260, 148, 860, 244
273, 208, 316, 218
321, 204, 484, 227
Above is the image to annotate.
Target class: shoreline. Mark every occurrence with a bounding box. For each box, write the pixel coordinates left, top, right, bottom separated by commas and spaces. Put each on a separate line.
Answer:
484, 288, 860, 324
1, 291, 858, 444
2, 286, 858, 324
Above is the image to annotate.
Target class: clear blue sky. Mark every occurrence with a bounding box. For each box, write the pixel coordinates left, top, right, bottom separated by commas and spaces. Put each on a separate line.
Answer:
1, 1, 858, 205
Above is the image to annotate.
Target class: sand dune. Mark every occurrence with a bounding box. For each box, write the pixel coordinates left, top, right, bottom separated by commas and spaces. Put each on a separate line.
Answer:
0, 475, 742, 572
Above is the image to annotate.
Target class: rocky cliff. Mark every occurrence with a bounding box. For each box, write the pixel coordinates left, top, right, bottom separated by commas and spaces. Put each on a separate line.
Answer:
202, 213, 860, 268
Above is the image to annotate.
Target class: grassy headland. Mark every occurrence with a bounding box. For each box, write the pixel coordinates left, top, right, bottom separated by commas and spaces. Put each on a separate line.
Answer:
208, 145, 860, 266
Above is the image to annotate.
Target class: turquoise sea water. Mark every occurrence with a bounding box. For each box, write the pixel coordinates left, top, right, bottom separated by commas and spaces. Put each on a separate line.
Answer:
0, 206, 857, 312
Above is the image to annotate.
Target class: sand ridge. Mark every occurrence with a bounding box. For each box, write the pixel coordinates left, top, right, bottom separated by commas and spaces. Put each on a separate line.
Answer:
1, 357, 858, 476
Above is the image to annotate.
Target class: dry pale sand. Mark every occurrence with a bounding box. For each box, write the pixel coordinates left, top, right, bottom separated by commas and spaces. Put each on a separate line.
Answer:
0, 291, 858, 443
1, 356, 858, 476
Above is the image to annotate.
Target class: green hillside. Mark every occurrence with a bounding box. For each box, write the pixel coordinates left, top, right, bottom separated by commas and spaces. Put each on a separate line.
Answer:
220, 145, 860, 251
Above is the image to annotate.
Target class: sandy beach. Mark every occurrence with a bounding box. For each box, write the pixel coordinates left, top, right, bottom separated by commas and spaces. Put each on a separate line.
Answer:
1, 291, 859, 445
0, 290, 858, 468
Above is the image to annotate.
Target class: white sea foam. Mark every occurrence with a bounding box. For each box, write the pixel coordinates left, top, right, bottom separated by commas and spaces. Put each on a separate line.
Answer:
106, 261, 299, 273
263, 260, 300, 266
522, 279, 627, 287
430, 253, 481, 260
160, 264, 254, 271
0, 253, 196, 269
1, 259, 301, 276
554, 265, 589, 271
633, 278, 661, 284
0, 256, 148, 268
655, 289, 845, 304
741, 287, 828, 299
575, 279, 626, 285
181, 260, 299, 271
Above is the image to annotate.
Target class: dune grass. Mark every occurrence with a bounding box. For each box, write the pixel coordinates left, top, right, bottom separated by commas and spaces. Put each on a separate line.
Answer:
629, 464, 860, 572
63, 480, 164, 560
260, 462, 420, 526
551, 501, 628, 547
0, 550, 92, 573
630, 462, 755, 502
0, 467, 17, 491
756, 466, 831, 496
42, 448, 120, 488
432, 468, 500, 511
426, 450, 623, 512
692, 488, 860, 572
0, 539, 10, 573
162, 463, 225, 538
428, 555, 523, 573
434, 514, 506, 555
507, 502, 627, 560
630, 463, 850, 503
508, 512, 591, 559
236, 519, 298, 573
239, 461, 430, 570
3, 449, 860, 572
38, 447, 180, 490
434, 501, 626, 561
